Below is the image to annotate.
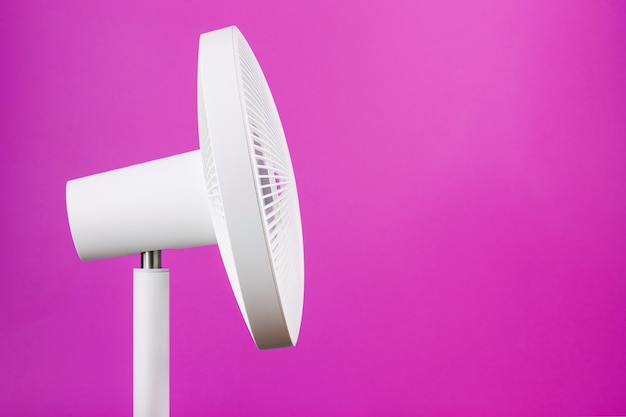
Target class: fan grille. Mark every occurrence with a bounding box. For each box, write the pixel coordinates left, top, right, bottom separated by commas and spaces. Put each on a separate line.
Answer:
198, 74, 250, 328
237, 39, 304, 338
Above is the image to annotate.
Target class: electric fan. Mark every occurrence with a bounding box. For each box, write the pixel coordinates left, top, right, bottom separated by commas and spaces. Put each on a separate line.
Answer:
66, 26, 304, 417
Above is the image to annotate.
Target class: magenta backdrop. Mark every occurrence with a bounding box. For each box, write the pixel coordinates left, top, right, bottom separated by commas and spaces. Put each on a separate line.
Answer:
1, 0, 626, 415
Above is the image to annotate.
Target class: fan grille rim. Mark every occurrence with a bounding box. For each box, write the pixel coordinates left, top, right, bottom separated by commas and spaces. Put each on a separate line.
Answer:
197, 26, 304, 348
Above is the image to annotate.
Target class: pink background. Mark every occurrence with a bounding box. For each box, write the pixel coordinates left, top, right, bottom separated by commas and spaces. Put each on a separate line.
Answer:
1, 0, 626, 415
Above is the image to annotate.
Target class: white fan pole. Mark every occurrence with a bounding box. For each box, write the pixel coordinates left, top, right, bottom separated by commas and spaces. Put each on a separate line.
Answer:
134, 251, 169, 417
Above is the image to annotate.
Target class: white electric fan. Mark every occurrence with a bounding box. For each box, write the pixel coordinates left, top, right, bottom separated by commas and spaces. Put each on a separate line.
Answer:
66, 26, 304, 417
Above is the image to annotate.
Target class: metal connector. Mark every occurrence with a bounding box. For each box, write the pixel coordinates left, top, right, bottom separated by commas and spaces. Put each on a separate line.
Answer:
141, 250, 162, 269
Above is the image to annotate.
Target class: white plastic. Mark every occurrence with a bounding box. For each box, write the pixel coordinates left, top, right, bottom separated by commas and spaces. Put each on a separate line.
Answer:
198, 26, 304, 349
66, 151, 216, 260
65, 26, 304, 349
134, 268, 169, 417
64, 25, 305, 417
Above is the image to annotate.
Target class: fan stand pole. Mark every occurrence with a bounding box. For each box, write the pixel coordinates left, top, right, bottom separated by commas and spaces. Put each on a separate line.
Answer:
134, 250, 169, 417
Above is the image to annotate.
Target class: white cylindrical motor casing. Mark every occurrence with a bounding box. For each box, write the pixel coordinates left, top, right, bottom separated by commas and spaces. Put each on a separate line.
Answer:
134, 268, 169, 417
66, 150, 216, 260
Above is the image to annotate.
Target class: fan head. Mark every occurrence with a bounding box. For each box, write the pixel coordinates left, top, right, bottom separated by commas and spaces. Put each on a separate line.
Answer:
65, 26, 304, 350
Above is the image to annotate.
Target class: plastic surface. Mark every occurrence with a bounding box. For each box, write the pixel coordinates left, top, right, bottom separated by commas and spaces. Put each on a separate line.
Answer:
65, 26, 304, 350
198, 26, 304, 348
66, 151, 216, 260
134, 268, 169, 417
